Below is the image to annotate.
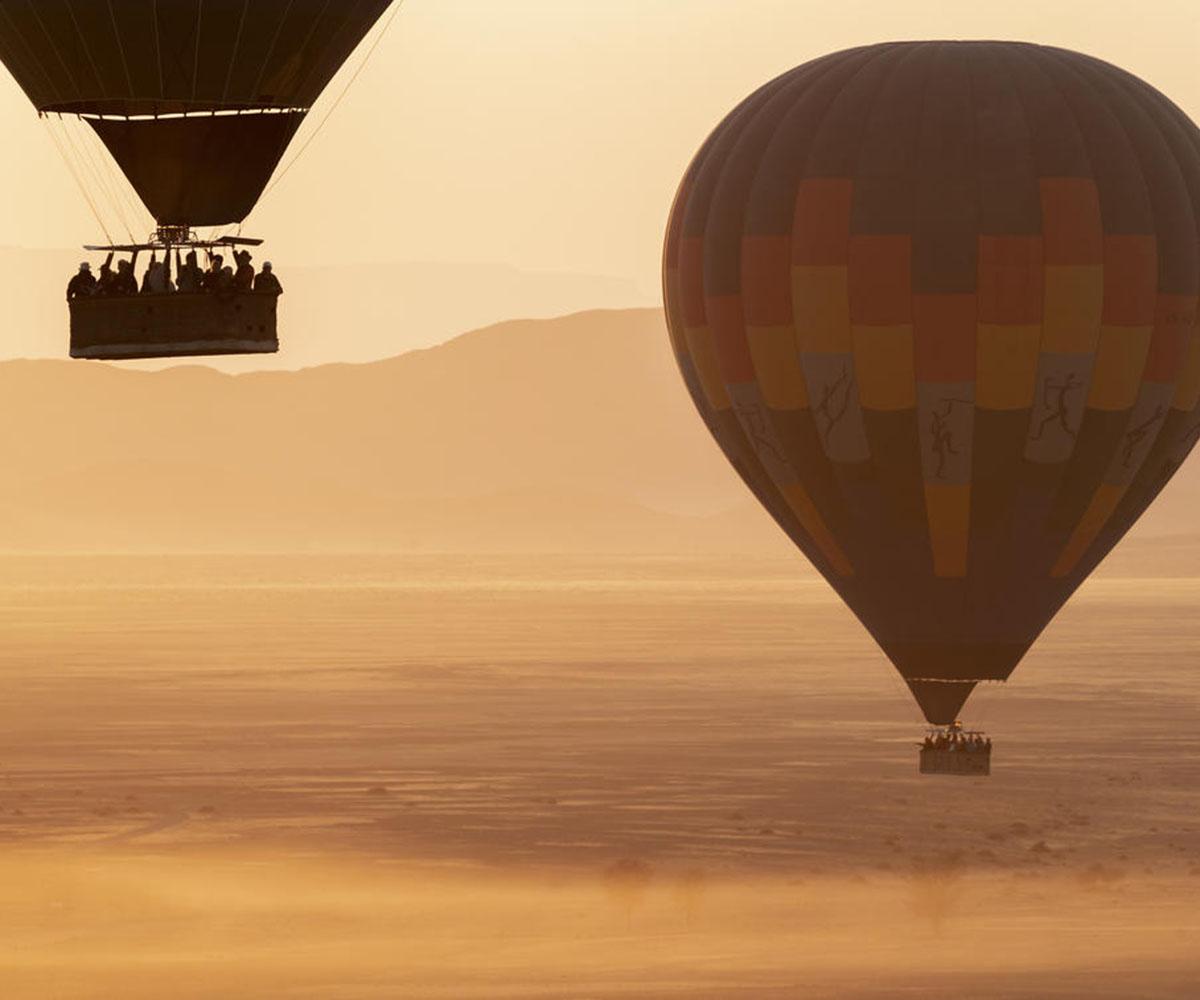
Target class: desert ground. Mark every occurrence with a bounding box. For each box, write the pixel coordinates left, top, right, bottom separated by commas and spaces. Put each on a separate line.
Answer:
0, 552, 1196, 998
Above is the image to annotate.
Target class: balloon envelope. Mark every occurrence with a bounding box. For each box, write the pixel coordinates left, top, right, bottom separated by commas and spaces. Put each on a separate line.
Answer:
663, 42, 1200, 724
0, 0, 394, 225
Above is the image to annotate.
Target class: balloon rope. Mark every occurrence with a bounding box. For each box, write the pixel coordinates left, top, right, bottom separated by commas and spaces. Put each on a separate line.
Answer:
75, 122, 138, 242
56, 118, 114, 221
87, 120, 154, 238
64, 117, 137, 243
44, 116, 113, 244
972, 678, 997, 732
880, 652, 925, 729
95, 127, 154, 238
262, 0, 406, 200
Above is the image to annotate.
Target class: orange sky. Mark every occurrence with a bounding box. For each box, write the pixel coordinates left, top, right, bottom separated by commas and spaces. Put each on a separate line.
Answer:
0, 0, 1196, 312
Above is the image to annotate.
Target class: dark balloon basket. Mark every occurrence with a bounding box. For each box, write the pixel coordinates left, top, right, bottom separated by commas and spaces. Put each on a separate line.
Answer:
70, 292, 279, 361
919, 745, 991, 777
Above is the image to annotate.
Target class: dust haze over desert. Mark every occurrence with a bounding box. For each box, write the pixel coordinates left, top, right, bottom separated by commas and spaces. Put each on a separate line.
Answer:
0, 2, 1198, 999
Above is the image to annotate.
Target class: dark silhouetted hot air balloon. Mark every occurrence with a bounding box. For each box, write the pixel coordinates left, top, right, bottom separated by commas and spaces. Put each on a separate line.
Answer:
663, 41, 1200, 770
0, 0, 395, 359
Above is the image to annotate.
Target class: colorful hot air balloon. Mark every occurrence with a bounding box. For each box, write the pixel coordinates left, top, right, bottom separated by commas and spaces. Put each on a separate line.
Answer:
663, 42, 1200, 741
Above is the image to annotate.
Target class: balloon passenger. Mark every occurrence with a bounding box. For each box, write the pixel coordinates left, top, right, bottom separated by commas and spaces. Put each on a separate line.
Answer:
203, 254, 225, 292
66, 239, 279, 308
175, 250, 203, 293
95, 253, 116, 296
66, 262, 96, 300
254, 261, 283, 296
140, 253, 157, 293
112, 253, 139, 296
141, 254, 174, 295
233, 250, 255, 292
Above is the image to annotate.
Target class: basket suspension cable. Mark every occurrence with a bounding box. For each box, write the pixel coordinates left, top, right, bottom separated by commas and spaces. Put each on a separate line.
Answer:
70, 118, 140, 244
261, 0, 406, 199
971, 678, 998, 732
84, 120, 154, 237
872, 639, 911, 719
63, 116, 136, 243
869, 630, 925, 728
52, 115, 118, 237
114, 166, 154, 238
45, 115, 112, 244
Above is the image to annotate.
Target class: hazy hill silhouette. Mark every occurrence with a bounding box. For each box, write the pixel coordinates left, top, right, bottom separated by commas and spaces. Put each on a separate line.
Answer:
0, 309, 776, 552
0, 306, 1195, 565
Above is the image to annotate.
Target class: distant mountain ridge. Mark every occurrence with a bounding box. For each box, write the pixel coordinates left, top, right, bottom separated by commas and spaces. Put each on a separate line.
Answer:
0, 309, 777, 553
0, 306, 1194, 566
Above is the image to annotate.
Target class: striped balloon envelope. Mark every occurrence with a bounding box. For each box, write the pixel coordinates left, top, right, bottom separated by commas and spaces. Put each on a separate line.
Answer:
663, 41, 1200, 726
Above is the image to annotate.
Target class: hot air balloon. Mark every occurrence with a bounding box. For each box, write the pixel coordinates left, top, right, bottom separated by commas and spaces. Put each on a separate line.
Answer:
0, 0, 395, 360
663, 41, 1200, 774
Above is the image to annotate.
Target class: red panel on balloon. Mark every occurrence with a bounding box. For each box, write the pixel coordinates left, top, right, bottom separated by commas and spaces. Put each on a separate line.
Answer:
977, 236, 1045, 325
792, 179, 853, 265
848, 236, 912, 325
1039, 179, 1103, 265
913, 294, 978, 383
1102, 236, 1159, 327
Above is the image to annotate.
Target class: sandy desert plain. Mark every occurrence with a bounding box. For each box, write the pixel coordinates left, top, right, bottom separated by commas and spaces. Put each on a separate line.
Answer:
0, 549, 1195, 998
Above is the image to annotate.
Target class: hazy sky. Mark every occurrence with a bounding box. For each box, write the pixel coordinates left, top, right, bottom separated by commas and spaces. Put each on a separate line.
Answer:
0, 0, 1197, 293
